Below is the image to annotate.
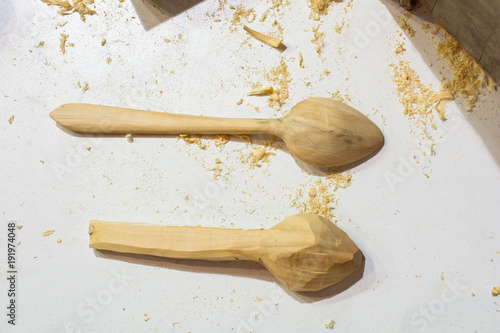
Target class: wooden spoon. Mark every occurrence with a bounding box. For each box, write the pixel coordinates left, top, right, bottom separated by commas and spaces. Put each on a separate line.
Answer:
89, 213, 364, 292
50, 97, 383, 167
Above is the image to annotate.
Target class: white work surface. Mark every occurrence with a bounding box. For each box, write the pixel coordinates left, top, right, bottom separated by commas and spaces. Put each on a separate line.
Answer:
1, 0, 499, 332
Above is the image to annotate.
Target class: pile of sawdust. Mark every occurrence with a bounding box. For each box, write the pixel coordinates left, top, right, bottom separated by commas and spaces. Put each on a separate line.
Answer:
230, 5, 256, 26
291, 171, 352, 220
41, 0, 96, 22
391, 22, 497, 154
390, 59, 453, 154
179, 134, 207, 149
212, 134, 230, 147
267, 0, 291, 11
435, 30, 496, 111
398, 12, 415, 37
265, 58, 291, 111
311, 24, 324, 55
307, 0, 336, 20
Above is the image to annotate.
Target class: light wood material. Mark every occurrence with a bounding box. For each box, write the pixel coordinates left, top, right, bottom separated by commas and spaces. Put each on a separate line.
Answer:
243, 25, 283, 48
417, 0, 500, 84
89, 214, 364, 292
50, 97, 384, 167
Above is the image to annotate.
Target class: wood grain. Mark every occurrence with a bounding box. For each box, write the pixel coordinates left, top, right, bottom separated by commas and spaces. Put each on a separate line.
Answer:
89, 214, 364, 292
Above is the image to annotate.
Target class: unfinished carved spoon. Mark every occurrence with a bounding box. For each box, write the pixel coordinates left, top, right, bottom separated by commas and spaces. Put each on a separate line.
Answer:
89, 213, 364, 292
50, 97, 384, 167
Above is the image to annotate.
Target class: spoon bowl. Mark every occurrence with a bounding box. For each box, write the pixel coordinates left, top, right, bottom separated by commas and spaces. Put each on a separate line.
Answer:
280, 98, 384, 166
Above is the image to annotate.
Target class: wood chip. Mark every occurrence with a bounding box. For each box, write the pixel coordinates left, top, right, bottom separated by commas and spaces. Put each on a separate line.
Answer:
42, 230, 55, 236
60, 33, 68, 54
243, 25, 282, 48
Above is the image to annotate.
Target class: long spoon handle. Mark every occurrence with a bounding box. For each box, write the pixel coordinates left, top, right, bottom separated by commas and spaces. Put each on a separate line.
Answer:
50, 103, 277, 135
89, 220, 267, 261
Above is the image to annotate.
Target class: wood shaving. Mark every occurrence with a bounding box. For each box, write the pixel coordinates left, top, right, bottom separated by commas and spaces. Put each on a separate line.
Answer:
334, 21, 344, 34
248, 86, 275, 96
212, 164, 222, 180
434, 30, 496, 111
492, 286, 500, 296
231, 6, 256, 27
42, 230, 55, 236
390, 60, 449, 153
298, 52, 304, 68
291, 171, 351, 220
236, 98, 243, 105
101, 38, 106, 46
266, 0, 290, 11
325, 319, 335, 329
57, 238, 62, 243
394, 43, 406, 54
8, 115, 14, 124
265, 58, 290, 111
311, 24, 324, 55
212, 134, 230, 147
399, 13, 415, 37
60, 33, 68, 54
234, 134, 252, 145
41, 0, 96, 22
179, 134, 206, 149
243, 25, 282, 48
307, 0, 336, 20
248, 146, 275, 168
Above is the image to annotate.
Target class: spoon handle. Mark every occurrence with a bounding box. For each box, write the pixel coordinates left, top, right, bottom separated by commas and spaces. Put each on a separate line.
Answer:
89, 220, 266, 261
50, 103, 276, 135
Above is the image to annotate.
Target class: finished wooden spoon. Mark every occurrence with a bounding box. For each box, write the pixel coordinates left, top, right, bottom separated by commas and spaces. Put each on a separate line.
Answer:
89, 213, 364, 292
50, 97, 384, 167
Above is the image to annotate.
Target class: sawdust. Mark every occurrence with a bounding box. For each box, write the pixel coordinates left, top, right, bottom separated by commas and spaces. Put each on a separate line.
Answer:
265, 58, 291, 111
212, 134, 230, 147
390, 24, 497, 155
399, 13, 415, 37
267, 0, 290, 11
212, 159, 222, 179
334, 21, 344, 34
60, 33, 68, 54
179, 134, 206, 149
394, 43, 406, 54
42, 230, 55, 236
307, 0, 337, 20
291, 171, 352, 220
434, 30, 496, 111
8, 115, 14, 124
390, 60, 447, 154
311, 24, 324, 55
231, 6, 256, 26
330, 90, 350, 103
248, 146, 275, 169
41, 0, 96, 22
298, 52, 304, 68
